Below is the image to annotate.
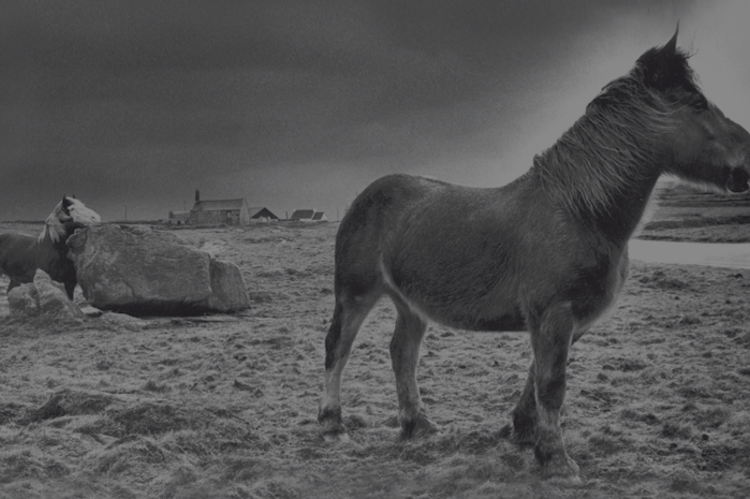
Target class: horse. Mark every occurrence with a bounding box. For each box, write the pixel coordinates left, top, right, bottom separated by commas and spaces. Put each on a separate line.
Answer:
0, 196, 101, 300
317, 30, 750, 480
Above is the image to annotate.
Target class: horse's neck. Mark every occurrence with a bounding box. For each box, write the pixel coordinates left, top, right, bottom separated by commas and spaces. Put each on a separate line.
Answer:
534, 110, 666, 242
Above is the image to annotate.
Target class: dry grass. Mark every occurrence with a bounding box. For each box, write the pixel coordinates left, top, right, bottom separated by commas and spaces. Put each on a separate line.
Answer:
0, 213, 749, 498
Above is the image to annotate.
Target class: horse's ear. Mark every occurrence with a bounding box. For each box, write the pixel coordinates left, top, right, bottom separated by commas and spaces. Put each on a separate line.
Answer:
638, 25, 681, 91
62, 196, 73, 208
662, 24, 679, 57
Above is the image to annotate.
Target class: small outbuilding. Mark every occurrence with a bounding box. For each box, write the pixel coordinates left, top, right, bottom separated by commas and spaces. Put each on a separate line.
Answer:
248, 207, 279, 222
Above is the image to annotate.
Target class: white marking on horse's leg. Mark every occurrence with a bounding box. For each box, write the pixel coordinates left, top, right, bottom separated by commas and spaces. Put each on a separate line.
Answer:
319, 296, 378, 438
390, 306, 437, 438
529, 301, 581, 480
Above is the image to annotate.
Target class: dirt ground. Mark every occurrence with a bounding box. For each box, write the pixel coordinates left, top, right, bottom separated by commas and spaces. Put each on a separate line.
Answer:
1, 186, 750, 498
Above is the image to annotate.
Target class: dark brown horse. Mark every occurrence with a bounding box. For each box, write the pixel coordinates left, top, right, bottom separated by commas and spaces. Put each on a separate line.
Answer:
0, 196, 100, 299
318, 31, 750, 480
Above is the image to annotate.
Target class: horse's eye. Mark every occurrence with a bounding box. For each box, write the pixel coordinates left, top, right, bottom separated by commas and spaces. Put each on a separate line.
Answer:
692, 95, 709, 110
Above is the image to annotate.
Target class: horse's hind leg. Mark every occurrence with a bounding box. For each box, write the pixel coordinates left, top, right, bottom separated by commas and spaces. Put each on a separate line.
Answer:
318, 294, 379, 439
510, 361, 537, 446
528, 301, 580, 480
390, 304, 437, 439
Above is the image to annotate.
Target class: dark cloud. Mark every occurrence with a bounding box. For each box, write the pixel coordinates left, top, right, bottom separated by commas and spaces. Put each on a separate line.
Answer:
2, 0, 747, 222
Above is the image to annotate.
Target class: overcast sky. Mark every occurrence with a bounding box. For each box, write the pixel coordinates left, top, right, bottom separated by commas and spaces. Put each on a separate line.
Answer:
2, 0, 749, 221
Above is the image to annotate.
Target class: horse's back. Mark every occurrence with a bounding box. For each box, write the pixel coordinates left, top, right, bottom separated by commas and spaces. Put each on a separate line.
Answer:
339, 173, 550, 266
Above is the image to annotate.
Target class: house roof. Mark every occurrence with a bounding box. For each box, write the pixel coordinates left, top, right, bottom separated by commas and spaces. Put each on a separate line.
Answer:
192, 199, 246, 211
312, 211, 326, 220
290, 209, 315, 220
248, 207, 279, 219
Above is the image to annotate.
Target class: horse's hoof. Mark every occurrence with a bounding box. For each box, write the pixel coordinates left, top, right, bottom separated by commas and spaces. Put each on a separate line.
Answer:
320, 421, 349, 443
400, 415, 439, 439
541, 454, 581, 483
318, 411, 347, 441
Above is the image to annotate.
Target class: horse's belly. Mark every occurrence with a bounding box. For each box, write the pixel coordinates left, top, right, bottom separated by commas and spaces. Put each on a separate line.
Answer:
384, 271, 526, 332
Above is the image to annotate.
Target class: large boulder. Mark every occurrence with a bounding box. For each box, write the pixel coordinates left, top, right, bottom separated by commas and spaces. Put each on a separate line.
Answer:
67, 224, 250, 316
8, 269, 85, 323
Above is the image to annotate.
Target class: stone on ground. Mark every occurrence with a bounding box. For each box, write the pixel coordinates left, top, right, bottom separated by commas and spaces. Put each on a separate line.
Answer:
8, 269, 84, 322
67, 224, 250, 316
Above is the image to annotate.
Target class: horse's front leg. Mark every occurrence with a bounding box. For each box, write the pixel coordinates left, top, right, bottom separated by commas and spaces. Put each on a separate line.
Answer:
529, 301, 580, 480
390, 307, 437, 439
64, 279, 76, 301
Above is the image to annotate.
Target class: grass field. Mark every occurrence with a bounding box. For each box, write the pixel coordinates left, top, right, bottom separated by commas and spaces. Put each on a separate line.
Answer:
0, 183, 749, 498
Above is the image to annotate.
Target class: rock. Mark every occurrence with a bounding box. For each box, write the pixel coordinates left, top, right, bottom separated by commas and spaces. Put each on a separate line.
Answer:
8, 269, 85, 322
203, 259, 250, 312
67, 224, 250, 316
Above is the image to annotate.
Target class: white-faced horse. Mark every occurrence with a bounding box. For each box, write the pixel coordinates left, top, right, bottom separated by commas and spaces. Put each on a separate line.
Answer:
318, 31, 750, 480
0, 196, 101, 299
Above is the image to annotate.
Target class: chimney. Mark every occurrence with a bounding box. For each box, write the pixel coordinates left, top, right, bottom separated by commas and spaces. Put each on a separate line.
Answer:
195, 189, 200, 203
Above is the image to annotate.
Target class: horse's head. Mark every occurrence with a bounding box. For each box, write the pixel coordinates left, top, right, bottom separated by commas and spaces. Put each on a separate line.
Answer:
43, 196, 101, 243
635, 29, 750, 192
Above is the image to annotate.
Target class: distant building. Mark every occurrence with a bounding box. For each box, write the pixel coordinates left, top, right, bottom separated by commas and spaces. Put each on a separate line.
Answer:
189, 190, 250, 225
290, 209, 327, 222
168, 210, 190, 225
248, 207, 279, 222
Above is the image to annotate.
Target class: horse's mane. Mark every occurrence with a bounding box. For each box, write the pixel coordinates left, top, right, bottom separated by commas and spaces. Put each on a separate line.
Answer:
39, 202, 68, 244
533, 45, 699, 218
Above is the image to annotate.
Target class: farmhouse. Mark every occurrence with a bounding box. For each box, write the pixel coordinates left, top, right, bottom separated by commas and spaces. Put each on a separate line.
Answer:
290, 209, 327, 222
189, 190, 250, 225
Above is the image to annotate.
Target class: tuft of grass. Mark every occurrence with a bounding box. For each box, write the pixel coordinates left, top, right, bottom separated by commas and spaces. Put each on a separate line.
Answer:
0, 449, 69, 484
661, 422, 692, 440
142, 379, 171, 393
109, 402, 202, 436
